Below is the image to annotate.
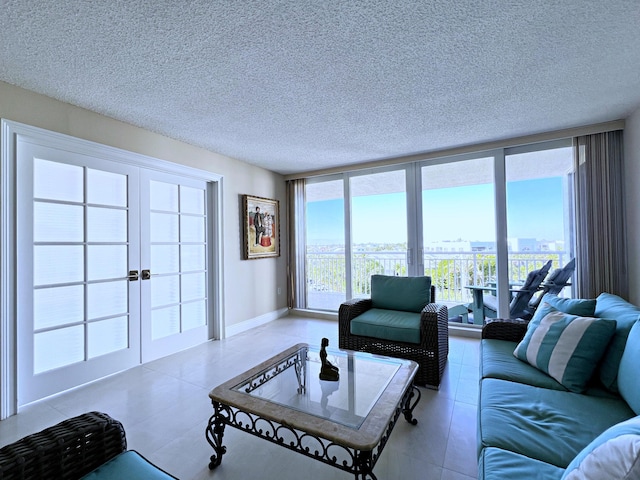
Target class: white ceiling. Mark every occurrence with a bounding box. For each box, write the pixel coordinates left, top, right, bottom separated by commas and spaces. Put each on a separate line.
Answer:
1, 1, 639, 175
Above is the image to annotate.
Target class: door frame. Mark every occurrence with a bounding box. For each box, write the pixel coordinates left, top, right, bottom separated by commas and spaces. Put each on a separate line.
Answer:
0, 119, 224, 419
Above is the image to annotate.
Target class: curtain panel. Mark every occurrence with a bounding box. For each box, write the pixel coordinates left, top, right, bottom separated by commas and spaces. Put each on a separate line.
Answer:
574, 130, 627, 299
286, 179, 306, 309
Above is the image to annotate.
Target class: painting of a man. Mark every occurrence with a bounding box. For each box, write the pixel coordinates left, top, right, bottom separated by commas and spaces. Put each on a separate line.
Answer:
254, 206, 264, 246
243, 195, 279, 259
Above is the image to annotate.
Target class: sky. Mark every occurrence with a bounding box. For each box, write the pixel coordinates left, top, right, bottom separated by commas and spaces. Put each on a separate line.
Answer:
306, 177, 566, 245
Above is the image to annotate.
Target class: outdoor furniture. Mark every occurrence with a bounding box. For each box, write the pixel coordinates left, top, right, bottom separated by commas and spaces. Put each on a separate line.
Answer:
338, 275, 448, 388
526, 258, 576, 317
0, 411, 176, 479
470, 260, 552, 322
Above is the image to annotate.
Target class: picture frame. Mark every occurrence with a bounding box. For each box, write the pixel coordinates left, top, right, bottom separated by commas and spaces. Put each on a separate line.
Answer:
242, 194, 280, 259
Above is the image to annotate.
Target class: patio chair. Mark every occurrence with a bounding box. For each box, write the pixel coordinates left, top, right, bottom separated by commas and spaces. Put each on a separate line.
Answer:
338, 275, 449, 388
525, 258, 575, 317
482, 260, 553, 320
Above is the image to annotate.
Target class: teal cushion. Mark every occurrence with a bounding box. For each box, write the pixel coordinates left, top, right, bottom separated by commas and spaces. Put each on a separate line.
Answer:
531, 294, 596, 323
618, 321, 640, 415
479, 447, 564, 480
594, 292, 640, 392
478, 378, 635, 468
562, 416, 640, 479
350, 308, 421, 344
81, 451, 175, 480
513, 308, 616, 393
481, 339, 566, 390
370, 275, 431, 313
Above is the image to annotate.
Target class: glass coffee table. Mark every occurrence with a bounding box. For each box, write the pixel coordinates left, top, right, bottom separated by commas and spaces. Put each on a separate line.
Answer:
206, 343, 421, 479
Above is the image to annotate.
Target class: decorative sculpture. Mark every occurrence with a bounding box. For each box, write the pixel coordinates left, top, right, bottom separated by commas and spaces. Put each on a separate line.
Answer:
319, 337, 339, 381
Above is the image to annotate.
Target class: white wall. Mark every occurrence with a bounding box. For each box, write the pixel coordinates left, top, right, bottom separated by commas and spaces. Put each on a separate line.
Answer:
0, 80, 287, 332
625, 105, 640, 305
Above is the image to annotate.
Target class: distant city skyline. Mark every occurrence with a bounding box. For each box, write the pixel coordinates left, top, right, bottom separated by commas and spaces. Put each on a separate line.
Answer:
307, 177, 567, 245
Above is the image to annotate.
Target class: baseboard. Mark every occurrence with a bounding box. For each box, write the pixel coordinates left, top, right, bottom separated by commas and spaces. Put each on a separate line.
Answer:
289, 308, 338, 321
224, 307, 289, 338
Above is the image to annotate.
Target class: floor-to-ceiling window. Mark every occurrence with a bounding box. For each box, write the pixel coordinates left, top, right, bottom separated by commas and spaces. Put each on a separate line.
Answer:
301, 140, 576, 321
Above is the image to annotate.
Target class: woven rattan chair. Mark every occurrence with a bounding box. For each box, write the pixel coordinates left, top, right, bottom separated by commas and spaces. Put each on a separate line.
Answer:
338, 275, 448, 389
0, 411, 176, 480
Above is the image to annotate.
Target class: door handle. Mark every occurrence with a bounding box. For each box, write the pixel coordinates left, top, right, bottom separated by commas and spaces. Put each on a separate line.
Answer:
128, 270, 139, 281
141, 269, 151, 280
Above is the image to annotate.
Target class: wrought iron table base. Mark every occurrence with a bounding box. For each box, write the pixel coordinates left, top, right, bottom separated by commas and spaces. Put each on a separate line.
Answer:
206, 384, 421, 479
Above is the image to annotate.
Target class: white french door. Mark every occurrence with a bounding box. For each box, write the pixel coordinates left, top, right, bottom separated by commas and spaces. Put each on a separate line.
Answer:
16, 139, 210, 405
140, 170, 209, 362
17, 141, 141, 404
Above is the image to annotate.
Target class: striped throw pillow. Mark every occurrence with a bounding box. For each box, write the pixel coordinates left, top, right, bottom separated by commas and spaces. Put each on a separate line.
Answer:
514, 309, 616, 392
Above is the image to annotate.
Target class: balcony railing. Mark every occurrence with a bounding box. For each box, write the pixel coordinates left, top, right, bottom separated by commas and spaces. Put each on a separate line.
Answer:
306, 250, 570, 314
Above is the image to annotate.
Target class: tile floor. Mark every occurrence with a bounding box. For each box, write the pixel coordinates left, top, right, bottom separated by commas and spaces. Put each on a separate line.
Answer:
0, 315, 480, 479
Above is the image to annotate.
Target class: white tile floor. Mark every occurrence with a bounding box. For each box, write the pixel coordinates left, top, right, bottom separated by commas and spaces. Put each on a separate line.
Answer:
0, 315, 480, 480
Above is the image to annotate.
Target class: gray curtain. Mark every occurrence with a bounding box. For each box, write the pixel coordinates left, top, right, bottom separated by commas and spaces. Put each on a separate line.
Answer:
286, 179, 306, 309
574, 130, 627, 299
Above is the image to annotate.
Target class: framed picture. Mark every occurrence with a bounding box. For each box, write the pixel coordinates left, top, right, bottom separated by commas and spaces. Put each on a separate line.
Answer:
243, 194, 280, 259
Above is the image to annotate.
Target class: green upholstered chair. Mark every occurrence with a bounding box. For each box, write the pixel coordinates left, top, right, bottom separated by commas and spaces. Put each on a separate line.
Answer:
338, 275, 449, 388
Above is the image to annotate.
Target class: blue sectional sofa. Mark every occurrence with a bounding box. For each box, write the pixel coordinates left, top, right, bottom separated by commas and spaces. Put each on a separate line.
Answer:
478, 292, 640, 479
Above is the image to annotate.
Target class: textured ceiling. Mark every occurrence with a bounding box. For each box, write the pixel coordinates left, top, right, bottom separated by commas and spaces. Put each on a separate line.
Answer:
1, 1, 640, 175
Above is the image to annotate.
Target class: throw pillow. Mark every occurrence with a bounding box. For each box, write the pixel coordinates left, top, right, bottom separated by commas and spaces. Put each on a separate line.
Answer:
530, 294, 597, 324
562, 416, 640, 480
370, 275, 431, 313
513, 309, 616, 392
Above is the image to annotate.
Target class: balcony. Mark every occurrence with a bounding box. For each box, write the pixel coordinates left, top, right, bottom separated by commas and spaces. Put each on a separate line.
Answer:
306, 250, 571, 323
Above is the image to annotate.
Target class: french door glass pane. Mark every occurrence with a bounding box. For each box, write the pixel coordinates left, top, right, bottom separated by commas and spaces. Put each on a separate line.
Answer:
34, 326, 84, 374
87, 168, 127, 207
182, 272, 206, 302
151, 212, 179, 242
181, 245, 205, 272
87, 207, 127, 242
305, 180, 346, 311
87, 281, 128, 319
150, 181, 178, 212
182, 300, 206, 331
34, 159, 83, 202
151, 245, 180, 274
34, 285, 84, 330
34, 245, 84, 286
87, 245, 127, 281
350, 170, 408, 296
151, 275, 180, 308
180, 186, 205, 214
180, 215, 205, 243
505, 146, 574, 305
152, 306, 180, 339
88, 317, 128, 358
421, 156, 495, 324
34, 203, 83, 242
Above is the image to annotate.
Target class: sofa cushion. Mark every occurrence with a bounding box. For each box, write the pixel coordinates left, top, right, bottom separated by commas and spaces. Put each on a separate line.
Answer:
530, 294, 597, 323
479, 447, 564, 480
594, 292, 640, 392
618, 321, 640, 415
350, 308, 421, 344
81, 451, 176, 480
513, 309, 616, 392
481, 339, 566, 390
562, 416, 640, 480
370, 274, 431, 313
478, 378, 635, 468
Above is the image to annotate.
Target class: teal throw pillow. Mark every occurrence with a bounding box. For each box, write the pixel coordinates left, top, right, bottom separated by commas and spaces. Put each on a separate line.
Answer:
617, 321, 640, 415
562, 416, 640, 480
514, 308, 616, 393
594, 292, 640, 393
530, 294, 597, 323
81, 451, 176, 479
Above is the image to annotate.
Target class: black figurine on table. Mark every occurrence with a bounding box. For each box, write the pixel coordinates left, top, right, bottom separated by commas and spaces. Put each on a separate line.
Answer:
319, 337, 339, 381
